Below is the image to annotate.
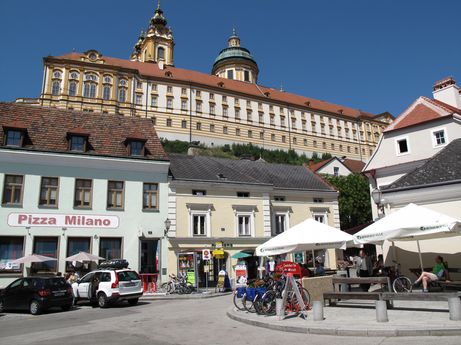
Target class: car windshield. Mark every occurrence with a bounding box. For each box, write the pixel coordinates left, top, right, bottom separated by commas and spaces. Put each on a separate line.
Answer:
118, 271, 139, 281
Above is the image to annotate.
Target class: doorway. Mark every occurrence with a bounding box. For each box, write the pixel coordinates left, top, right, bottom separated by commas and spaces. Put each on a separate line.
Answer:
140, 239, 159, 274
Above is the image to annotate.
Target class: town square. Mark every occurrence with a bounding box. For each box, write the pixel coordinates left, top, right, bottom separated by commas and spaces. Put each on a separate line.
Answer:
0, 1, 460, 344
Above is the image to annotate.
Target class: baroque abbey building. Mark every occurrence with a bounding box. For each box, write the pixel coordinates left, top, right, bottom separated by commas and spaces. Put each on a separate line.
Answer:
26, 3, 391, 161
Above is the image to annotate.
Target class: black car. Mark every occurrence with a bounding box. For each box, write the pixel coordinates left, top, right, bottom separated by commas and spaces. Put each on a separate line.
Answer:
0, 276, 74, 315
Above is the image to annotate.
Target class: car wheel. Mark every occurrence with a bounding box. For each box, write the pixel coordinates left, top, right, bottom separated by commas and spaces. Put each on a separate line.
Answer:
97, 293, 109, 308
128, 298, 139, 306
30, 300, 42, 315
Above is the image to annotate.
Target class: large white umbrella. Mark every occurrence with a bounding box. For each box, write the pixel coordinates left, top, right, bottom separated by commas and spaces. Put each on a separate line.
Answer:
256, 218, 353, 256
353, 203, 461, 268
354, 203, 461, 244
11, 254, 57, 264
65, 251, 104, 262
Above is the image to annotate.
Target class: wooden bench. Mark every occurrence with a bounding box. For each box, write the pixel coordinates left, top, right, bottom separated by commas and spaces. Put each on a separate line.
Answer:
410, 267, 461, 291
324, 276, 393, 307
381, 292, 461, 302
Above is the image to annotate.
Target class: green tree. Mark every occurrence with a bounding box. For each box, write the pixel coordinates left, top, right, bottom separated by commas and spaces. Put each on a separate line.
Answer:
323, 174, 372, 230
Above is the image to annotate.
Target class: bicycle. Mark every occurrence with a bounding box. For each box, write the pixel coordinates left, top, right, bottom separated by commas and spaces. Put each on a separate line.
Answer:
389, 261, 412, 293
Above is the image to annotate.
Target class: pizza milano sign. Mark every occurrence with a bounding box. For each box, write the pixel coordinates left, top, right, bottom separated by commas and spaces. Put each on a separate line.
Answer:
7, 213, 119, 229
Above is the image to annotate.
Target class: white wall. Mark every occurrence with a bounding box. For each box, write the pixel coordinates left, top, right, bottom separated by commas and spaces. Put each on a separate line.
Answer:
317, 159, 352, 176
0, 150, 169, 287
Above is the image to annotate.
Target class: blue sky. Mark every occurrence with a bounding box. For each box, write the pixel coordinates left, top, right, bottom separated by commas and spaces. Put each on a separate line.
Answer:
0, 0, 460, 116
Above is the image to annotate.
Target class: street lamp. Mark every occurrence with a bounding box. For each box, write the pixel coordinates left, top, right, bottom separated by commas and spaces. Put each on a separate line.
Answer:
164, 218, 171, 237
371, 187, 385, 217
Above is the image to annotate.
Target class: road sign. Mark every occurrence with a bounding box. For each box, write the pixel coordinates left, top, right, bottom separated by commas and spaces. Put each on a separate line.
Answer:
202, 249, 212, 260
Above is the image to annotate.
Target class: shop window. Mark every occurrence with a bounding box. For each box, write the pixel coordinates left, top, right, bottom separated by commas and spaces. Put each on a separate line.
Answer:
107, 181, 124, 209
0, 236, 24, 273
99, 238, 122, 260
39, 177, 59, 207
143, 183, 158, 210
32, 237, 58, 273
66, 237, 91, 270
2, 174, 24, 206
74, 179, 92, 208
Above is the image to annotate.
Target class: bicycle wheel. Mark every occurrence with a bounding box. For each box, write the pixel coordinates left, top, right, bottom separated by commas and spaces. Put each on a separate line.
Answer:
393, 276, 412, 293
253, 294, 263, 314
259, 290, 276, 316
242, 293, 256, 313
160, 282, 172, 294
293, 287, 311, 312
233, 291, 246, 311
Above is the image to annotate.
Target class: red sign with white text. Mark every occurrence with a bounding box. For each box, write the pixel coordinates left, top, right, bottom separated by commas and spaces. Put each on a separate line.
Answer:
275, 261, 302, 276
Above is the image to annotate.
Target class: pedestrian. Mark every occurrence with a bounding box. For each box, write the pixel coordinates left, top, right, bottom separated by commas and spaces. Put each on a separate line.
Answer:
357, 250, 372, 291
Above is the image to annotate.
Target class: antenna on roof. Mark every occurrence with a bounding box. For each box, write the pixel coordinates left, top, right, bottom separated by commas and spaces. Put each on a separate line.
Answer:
280, 82, 284, 92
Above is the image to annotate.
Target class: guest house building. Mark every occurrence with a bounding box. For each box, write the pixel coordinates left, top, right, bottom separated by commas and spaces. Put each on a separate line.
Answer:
0, 103, 169, 287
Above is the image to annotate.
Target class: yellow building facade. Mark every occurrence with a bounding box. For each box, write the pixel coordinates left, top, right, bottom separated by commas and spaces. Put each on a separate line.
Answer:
19, 3, 390, 162
166, 154, 340, 287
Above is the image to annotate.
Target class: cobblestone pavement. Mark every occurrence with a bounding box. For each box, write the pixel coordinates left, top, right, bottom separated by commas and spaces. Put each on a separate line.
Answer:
0, 295, 460, 345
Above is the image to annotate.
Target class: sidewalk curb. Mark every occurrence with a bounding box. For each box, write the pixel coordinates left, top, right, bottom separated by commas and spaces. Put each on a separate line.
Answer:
226, 308, 461, 337
141, 292, 232, 300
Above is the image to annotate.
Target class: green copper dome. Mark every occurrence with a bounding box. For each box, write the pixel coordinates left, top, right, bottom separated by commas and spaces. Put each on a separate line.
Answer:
213, 46, 256, 65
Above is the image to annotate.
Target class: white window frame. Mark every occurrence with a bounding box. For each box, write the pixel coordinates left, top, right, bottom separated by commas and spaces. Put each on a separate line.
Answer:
311, 209, 328, 224
187, 204, 212, 237
272, 211, 290, 236
234, 211, 255, 237
395, 136, 410, 156
431, 127, 448, 148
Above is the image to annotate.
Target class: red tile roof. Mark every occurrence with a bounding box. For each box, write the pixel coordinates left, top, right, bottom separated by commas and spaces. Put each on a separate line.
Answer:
0, 103, 168, 161
307, 158, 334, 172
51, 52, 379, 121
384, 96, 460, 133
343, 159, 365, 173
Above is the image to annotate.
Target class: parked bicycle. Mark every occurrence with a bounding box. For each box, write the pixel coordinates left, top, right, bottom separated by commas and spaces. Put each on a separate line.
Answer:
387, 261, 412, 293
233, 273, 310, 316
161, 273, 193, 294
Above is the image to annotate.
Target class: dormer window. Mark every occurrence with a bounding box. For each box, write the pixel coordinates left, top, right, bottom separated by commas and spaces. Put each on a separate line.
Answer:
129, 140, 145, 156
5, 129, 24, 147
69, 135, 87, 152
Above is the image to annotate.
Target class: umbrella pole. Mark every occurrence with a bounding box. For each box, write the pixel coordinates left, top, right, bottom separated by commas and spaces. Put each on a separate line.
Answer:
416, 240, 424, 271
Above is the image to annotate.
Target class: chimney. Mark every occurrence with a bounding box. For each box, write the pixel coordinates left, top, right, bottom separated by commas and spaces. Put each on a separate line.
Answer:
432, 76, 461, 109
187, 142, 201, 156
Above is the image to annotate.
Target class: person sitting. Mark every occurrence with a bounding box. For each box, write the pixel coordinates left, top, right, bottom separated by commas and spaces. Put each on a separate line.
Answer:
314, 260, 325, 276
413, 255, 447, 292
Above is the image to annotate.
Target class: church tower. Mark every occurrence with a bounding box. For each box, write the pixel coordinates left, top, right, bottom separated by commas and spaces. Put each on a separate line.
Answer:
212, 30, 259, 83
130, 1, 174, 66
